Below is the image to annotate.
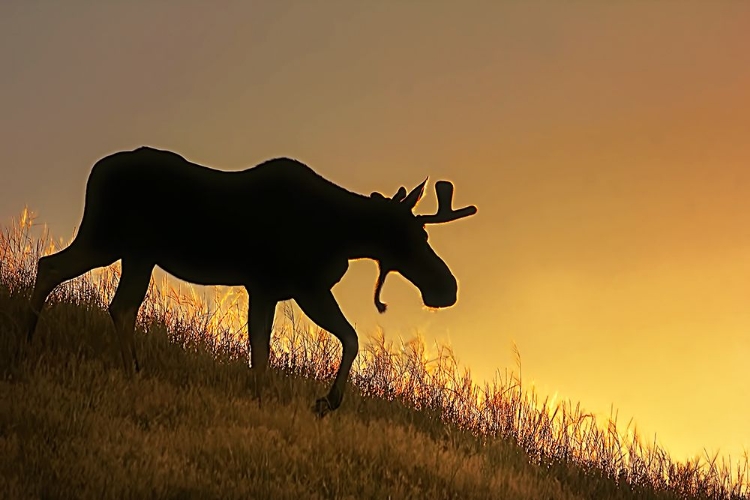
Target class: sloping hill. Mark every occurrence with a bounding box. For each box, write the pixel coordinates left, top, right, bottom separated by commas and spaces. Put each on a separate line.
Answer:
1, 211, 746, 500
0, 292, 676, 500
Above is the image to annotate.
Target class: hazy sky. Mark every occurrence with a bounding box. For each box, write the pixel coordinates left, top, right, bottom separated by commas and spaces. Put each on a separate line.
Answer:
2, 1, 749, 462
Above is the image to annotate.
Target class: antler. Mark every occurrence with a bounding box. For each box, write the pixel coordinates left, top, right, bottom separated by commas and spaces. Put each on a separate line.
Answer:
416, 181, 477, 224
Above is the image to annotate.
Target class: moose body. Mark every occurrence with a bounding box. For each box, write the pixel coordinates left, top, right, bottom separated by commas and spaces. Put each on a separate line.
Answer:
83, 148, 371, 296
25, 146, 477, 414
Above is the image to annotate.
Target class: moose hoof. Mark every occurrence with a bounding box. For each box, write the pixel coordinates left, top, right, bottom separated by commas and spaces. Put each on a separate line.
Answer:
313, 397, 333, 418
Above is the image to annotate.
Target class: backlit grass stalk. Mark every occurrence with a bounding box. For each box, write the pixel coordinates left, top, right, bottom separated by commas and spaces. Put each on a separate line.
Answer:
1, 208, 747, 499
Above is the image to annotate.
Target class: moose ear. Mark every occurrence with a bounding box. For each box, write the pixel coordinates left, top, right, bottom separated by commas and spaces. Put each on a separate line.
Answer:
391, 186, 407, 202
401, 178, 427, 210
370, 192, 387, 200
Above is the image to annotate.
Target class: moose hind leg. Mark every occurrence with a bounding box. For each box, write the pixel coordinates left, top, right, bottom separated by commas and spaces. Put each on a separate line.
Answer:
294, 289, 359, 416
109, 259, 153, 374
26, 241, 116, 342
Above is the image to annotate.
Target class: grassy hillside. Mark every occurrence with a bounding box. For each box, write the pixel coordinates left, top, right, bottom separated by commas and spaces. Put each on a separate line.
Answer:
1, 209, 747, 500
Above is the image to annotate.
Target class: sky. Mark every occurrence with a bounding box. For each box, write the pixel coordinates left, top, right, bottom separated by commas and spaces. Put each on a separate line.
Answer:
1, 1, 749, 462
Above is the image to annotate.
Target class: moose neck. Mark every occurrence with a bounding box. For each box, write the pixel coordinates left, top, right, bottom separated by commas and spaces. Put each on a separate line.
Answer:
338, 197, 403, 263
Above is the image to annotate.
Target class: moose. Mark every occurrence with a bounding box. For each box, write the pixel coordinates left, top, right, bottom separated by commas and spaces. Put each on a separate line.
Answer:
25, 146, 477, 415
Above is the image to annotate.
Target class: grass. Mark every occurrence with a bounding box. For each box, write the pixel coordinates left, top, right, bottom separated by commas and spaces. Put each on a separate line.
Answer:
0, 208, 748, 499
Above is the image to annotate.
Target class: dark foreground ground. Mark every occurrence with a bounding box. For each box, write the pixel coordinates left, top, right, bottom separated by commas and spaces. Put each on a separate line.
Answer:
2, 283, 745, 500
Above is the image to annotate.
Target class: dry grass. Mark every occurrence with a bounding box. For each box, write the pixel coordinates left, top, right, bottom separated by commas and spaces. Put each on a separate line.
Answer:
0, 208, 747, 500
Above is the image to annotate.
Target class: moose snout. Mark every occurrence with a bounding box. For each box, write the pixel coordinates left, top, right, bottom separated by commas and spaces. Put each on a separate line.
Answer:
421, 275, 458, 308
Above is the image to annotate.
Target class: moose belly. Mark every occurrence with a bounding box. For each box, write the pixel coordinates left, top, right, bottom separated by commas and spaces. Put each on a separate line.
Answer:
156, 259, 248, 287
154, 247, 349, 299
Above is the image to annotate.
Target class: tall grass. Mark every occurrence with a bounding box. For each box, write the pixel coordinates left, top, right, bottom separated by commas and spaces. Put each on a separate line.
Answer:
1, 207, 747, 499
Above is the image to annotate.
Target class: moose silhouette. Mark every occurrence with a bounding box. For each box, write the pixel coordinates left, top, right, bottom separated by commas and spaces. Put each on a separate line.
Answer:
24, 146, 477, 415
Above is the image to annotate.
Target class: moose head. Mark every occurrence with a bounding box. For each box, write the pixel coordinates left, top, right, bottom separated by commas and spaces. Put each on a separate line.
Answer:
370, 179, 477, 313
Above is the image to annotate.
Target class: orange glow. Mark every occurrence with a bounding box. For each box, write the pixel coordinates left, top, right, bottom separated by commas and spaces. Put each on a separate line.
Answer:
1, 0, 748, 471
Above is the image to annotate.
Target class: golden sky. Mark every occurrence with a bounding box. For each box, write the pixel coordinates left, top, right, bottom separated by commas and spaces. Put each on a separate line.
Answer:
1, 1, 748, 462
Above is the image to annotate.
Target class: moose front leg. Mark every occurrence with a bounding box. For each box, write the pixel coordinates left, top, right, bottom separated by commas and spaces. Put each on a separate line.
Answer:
247, 291, 278, 400
294, 289, 359, 417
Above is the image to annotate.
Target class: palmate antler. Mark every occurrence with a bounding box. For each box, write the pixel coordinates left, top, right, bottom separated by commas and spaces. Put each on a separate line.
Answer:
416, 181, 477, 224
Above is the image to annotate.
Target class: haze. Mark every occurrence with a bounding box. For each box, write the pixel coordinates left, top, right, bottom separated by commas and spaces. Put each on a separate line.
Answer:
1, 1, 748, 462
